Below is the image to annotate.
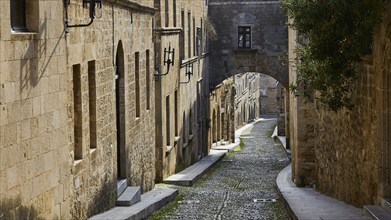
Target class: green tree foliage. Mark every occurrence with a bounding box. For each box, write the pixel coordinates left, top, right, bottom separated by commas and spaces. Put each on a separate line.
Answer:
281, 0, 382, 111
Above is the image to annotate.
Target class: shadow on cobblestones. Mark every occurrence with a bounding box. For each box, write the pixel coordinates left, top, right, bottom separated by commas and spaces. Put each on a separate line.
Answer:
150, 119, 290, 220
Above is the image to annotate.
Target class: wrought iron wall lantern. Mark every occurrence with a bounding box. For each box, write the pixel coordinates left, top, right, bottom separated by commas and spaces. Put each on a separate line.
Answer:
180, 62, 193, 84
64, 0, 102, 32
155, 46, 175, 78
209, 89, 216, 100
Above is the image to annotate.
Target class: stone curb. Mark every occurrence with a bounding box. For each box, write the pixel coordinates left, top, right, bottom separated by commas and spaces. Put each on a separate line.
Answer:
276, 164, 370, 220
163, 149, 227, 186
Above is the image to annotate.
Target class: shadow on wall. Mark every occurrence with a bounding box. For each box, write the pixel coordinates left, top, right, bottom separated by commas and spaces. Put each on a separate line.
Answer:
71, 176, 116, 219
86, 178, 116, 218
19, 19, 66, 99
0, 196, 55, 220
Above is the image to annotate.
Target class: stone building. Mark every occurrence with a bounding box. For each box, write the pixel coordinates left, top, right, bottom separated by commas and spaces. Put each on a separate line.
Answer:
153, 0, 209, 182
208, 0, 288, 89
209, 80, 236, 148
0, 0, 157, 219
259, 73, 279, 115
288, 0, 391, 209
207, 0, 288, 144
0, 0, 70, 218
66, 0, 156, 218
233, 73, 262, 127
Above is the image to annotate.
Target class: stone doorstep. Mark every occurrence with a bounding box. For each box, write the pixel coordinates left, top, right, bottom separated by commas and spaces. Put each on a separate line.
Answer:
363, 205, 391, 220
116, 187, 141, 206
117, 179, 127, 198
89, 188, 178, 220
163, 150, 227, 186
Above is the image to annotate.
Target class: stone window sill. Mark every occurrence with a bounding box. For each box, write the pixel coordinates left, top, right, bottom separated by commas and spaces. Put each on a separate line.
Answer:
11, 31, 37, 41
234, 48, 257, 53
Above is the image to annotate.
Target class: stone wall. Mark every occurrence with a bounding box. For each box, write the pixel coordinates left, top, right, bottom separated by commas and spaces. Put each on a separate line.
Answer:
66, 1, 156, 218
288, 25, 317, 187
154, 0, 209, 181
289, 1, 391, 207
259, 73, 279, 115
312, 2, 391, 207
209, 80, 236, 147
0, 0, 71, 219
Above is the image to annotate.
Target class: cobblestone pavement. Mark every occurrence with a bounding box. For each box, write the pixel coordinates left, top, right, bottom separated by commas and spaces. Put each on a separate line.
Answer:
150, 119, 290, 220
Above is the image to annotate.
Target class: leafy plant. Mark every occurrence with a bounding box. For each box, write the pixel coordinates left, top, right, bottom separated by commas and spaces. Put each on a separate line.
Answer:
281, 0, 383, 111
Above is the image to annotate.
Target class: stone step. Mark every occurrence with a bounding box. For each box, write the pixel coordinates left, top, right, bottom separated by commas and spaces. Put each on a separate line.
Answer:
89, 188, 178, 220
381, 198, 391, 215
364, 205, 391, 220
117, 179, 127, 198
116, 186, 141, 206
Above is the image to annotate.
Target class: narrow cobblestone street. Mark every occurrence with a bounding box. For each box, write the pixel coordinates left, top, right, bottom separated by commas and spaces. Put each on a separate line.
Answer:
150, 118, 290, 220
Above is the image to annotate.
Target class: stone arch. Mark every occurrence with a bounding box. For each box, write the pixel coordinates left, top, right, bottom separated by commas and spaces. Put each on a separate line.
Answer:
209, 1, 288, 90
115, 40, 127, 179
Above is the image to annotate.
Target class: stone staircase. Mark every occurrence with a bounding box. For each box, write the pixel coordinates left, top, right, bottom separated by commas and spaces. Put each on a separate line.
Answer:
116, 179, 141, 206
364, 198, 391, 220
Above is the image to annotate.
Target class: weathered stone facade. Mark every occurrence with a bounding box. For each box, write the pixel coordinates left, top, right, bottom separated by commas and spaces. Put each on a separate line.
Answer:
0, 0, 70, 218
259, 73, 279, 115
233, 73, 262, 127
154, 0, 209, 181
66, 1, 156, 218
208, 0, 288, 89
0, 0, 157, 219
209, 80, 236, 147
288, 1, 391, 208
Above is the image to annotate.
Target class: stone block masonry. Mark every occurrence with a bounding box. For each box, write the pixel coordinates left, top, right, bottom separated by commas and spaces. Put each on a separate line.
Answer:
288, 1, 391, 208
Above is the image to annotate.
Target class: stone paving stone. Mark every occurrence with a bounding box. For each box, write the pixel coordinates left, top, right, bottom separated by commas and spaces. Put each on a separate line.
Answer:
151, 118, 291, 220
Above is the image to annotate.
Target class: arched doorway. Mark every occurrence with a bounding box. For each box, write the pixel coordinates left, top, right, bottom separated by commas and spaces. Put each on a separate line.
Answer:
115, 41, 126, 180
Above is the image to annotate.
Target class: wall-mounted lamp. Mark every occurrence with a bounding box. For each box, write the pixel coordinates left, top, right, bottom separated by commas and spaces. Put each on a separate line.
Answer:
180, 62, 193, 84
64, 0, 102, 32
154, 45, 175, 78
209, 90, 216, 100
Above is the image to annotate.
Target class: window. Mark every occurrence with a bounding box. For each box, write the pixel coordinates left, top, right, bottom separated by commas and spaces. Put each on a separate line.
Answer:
200, 18, 203, 53
146, 50, 151, 110
174, 90, 178, 136
196, 27, 201, 56
166, 95, 170, 146
73, 64, 83, 160
173, 0, 177, 27
238, 26, 251, 49
10, 0, 27, 31
88, 61, 97, 149
189, 109, 193, 135
188, 12, 191, 58
165, 0, 169, 27
135, 52, 140, 117
180, 10, 185, 60
193, 18, 196, 56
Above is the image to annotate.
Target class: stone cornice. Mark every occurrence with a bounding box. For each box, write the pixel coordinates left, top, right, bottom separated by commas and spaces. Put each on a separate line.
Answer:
107, 0, 157, 14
